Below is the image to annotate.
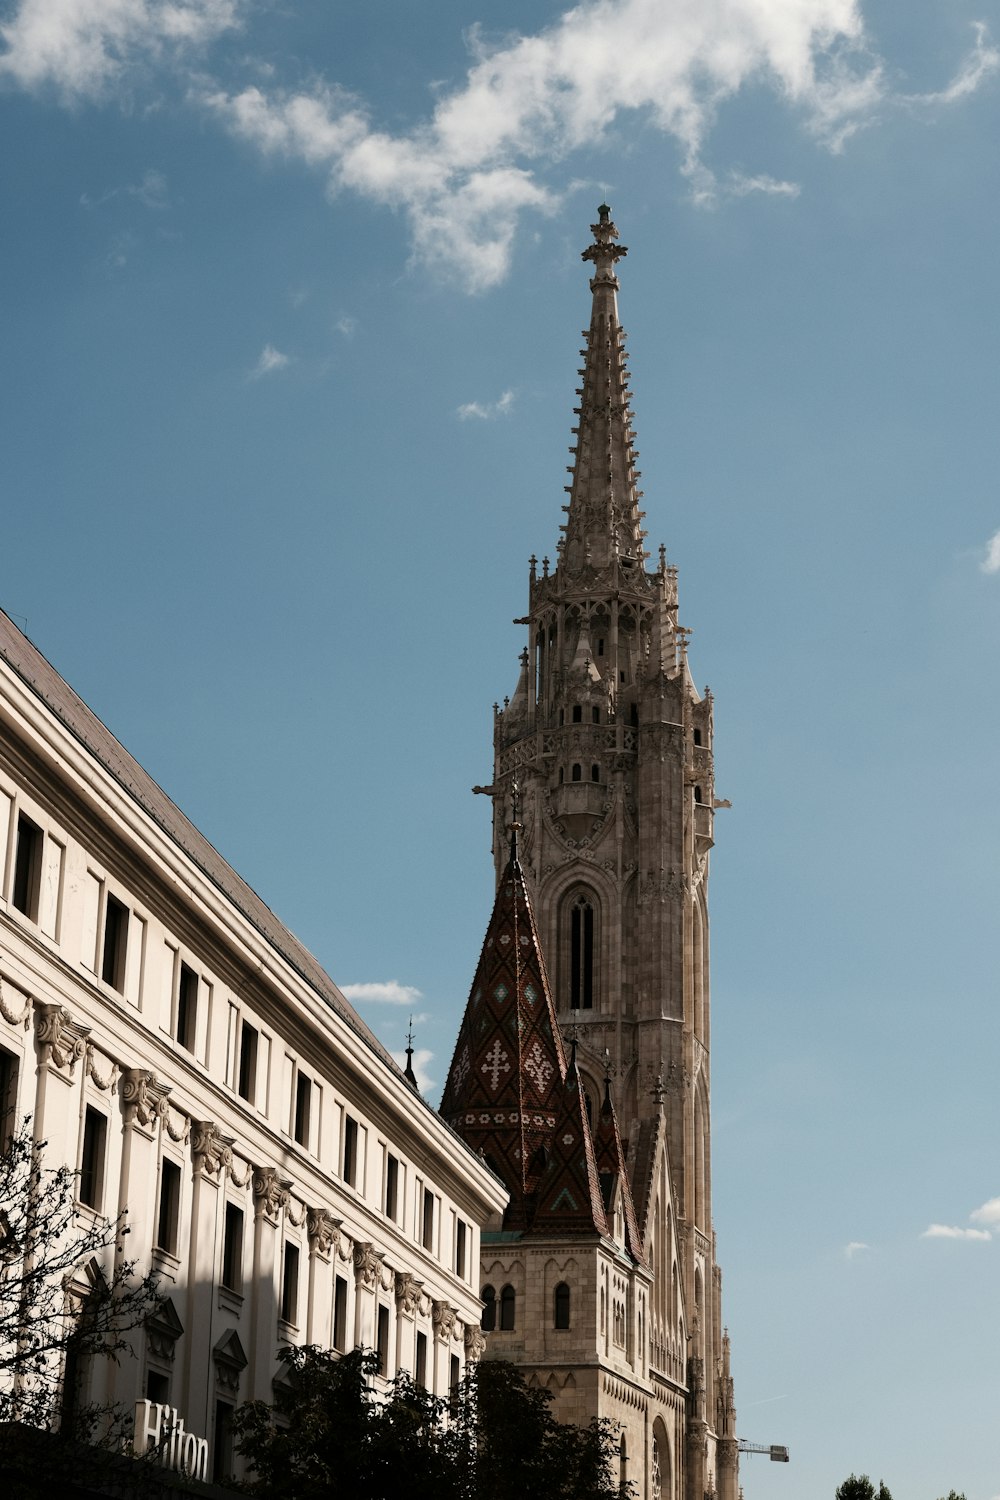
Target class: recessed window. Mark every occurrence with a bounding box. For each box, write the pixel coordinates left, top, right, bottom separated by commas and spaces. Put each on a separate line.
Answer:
333, 1275, 349, 1352
592, 706, 600, 723
480, 1285, 496, 1333
572, 704, 582, 723
554, 1282, 571, 1329
571, 763, 582, 782
558, 708, 565, 726
449, 1354, 461, 1414
213, 1401, 234, 1485
102, 894, 129, 992
591, 763, 600, 782
176, 962, 198, 1052
499, 1284, 515, 1331
146, 1370, 170, 1405
693, 727, 702, 746
79, 1107, 107, 1211
294, 1072, 311, 1148
570, 894, 595, 1010
422, 1188, 435, 1251
455, 1219, 467, 1279
385, 1154, 399, 1220
155, 1158, 182, 1255
376, 1304, 390, 1377
558, 767, 564, 784
0, 1049, 18, 1152
694, 785, 703, 804
222, 1203, 244, 1292
237, 1022, 258, 1103
12, 815, 41, 920
415, 1331, 427, 1387
281, 1242, 300, 1325
343, 1115, 359, 1187
597, 638, 605, 657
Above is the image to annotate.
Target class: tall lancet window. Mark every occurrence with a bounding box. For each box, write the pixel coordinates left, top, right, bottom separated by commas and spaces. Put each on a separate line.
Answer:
569, 892, 595, 1010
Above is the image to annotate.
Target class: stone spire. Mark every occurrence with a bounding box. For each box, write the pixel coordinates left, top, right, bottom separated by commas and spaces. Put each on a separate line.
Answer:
440, 823, 566, 1231
561, 204, 646, 575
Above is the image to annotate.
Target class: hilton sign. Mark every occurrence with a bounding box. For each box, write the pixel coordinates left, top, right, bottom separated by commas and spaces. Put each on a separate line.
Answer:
134, 1399, 209, 1481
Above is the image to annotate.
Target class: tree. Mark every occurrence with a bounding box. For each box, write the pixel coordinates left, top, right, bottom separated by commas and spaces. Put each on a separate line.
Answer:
935, 1492, 968, 1499
836, 1479, 893, 1500
233, 1345, 632, 1500
0, 1120, 160, 1483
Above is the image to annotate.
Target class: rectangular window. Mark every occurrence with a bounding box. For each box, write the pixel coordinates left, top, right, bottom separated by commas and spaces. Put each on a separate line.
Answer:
237, 1022, 258, 1103
222, 1203, 244, 1292
0, 1049, 18, 1152
422, 1188, 434, 1252
449, 1354, 461, 1415
155, 1158, 182, 1255
293, 1072, 311, 1148
146, 1369, 170, 1405
342, 1115, 358, 1187
213, 1401, 234, 1485
12, 814, 42, 920
281, 1242, 300, 1325
455, 1219, 467, 1279
176, 963, 198, 1052
415, 1331, 427, 1389
333, 1275, 348, 1353
385, 1153, 399, 1221
101, 893, 129, 991
376, 1304, 390, 1378
79, 1106, 107, 1211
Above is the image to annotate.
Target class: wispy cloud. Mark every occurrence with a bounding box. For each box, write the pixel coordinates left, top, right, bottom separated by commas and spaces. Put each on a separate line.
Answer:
921, 1223, 992, 1242
2, 3, 997, 290
249, 343, 291, 378
980, 528, 1000, 575
340, 979, 423, 1007
457, 388, 515, 420
390, 1045, 435, 1093
845, 1241, 869, 1258
81, 168, 170, 212
335, 314, 357, 338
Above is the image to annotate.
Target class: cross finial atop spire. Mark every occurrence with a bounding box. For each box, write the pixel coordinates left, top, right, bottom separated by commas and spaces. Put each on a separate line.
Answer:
508, 779, 522, 867
403, 1014, 418, 1089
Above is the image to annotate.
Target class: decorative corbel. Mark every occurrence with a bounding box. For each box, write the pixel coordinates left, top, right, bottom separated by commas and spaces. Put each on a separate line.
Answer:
352, 1241, 383, 1289
432, 1300, 457, 1342
464, 1325, 487, 1361
307, 1208, 342, 1259
190, 1121, 235, 1180
33, 1001, 90, 1075
252, 1165, 292, 1221
120, 1067, 170, 1128
394, 1271, 424, 1315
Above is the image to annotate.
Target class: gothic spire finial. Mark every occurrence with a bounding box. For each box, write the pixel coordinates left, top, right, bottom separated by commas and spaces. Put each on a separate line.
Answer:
509, 779, 522, 868
404, 1015, 418, 1089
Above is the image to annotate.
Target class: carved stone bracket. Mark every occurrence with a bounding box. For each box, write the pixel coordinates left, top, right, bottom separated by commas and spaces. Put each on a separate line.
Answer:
0, 976, 31, 1029
464, 1325, 486, 1361
214, 1329, 248, 1395
33, 1002, 90, 1076
191, 1122, 235, 1180
120, 1068, 170, 1127
353, 1241, 383, 1289
307, 1207, 342, 1259
394, 1270, 424, 1314
432, 1300, 457, 1343
252, 1165, 292, 1221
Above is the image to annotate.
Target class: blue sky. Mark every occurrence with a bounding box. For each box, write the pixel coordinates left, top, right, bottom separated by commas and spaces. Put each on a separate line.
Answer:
2, 1, 1000, 1494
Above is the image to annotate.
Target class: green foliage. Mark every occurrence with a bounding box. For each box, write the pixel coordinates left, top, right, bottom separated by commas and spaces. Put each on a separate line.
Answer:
835, 1477, 893, 1500
233, 1346, 631, 1500
935, 1492, 968, 1499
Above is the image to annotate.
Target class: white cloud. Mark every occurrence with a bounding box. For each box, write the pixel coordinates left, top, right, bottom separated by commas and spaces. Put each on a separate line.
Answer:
4, 1, 997, 290
920, 1223, 992, 1242
845, 1241, 869, 1258
905, 21, 1000, 108
249, 343, 290, 378
969, 1195, 1000, 1226
0, 0, 243, 100
457, 388, 515, 421
335, 314, 357, 338
340, 979, 423, 1007
390, 1045, 435, 1093
980, 528, 1000, 575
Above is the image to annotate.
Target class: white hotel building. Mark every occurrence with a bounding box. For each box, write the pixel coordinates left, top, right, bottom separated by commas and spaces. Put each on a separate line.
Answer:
0, 606, 506, 1481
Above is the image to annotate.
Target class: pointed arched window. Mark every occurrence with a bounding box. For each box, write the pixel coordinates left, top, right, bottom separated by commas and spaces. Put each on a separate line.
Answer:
499, 1284, 516, 1331
554, 1282, 571, 1329
570, 893, 595, 1009
480, 1284, 496, 1332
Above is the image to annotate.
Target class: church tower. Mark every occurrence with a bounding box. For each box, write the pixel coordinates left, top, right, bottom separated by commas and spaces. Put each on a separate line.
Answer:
467, 205, 737, 1498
